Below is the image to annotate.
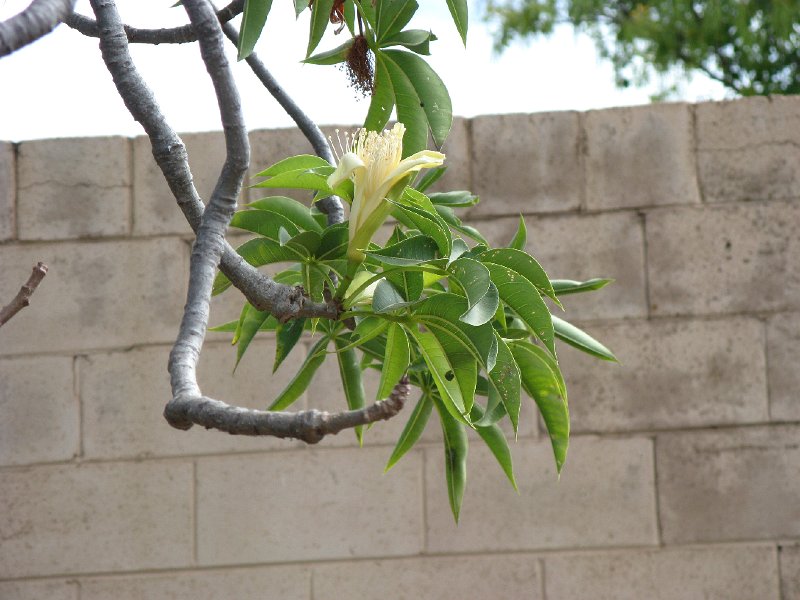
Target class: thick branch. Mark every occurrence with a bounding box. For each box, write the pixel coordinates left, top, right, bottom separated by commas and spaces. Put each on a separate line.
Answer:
88, 0, 337, 322
66, 0, 243, 44
165, 376, 410, 443
0, 262, 48, 327
0, 0, 76, 57
221, 22, 345, 225
167, 0, 250, 400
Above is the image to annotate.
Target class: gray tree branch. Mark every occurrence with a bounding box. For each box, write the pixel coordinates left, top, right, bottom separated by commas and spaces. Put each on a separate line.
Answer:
66, 0, 243, 45
0, 262, 48, 327
88, 0, 338, 323
0, 0, 76, 57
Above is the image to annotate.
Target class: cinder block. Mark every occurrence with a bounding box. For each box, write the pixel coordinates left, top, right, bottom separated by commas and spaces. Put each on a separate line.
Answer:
196, 447, 424, 565
133, 131, 245, 236
80, 340, 307, 460
780, 543, 800, 600
17, 137, 130, 240
469, 112, 582, 217
0, 142, 15, 241
0, 238, 187, 355
657, 425, 800, 543
696, 97, 800, 203
696, 96, 800, 150
80, 566, 309, 600
475, 212, 647, 320
563, 317, 768, 432
0, 355, 78, 466
543, 544, 779, 600
585, 103, 700, 209
0, 580, 77, 600
647, 203, 800, 316
425, 436, 657, 552
0, 461, 193, 578
767, 313, 800, 421
313, 554, 542, 600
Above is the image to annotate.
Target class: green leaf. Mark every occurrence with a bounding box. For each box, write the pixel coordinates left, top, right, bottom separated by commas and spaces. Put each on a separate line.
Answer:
483, 333, 521, 433
294, 0, 307, 16
551, 278, 613, 296
318, 223, 349, 260
307, 0, 335, 57
229, 210, 300, 242
428, 190, 479, 207
377, 323, 410, 400
448, 257, 496, 326
445, 0, 468, 44
434, 205, 488, 245
484, 262, 556, 357
381, 51, 427, 156
383, 49, 452, 148
470, 403, 517, 490
508, 215, 527, 251
460, 282, 499, 327
372, 279, 408, 313
432, 394, 468, 522
511, 340, 569, 473
405, 327, 470, 425
303, 38, 353, 65
431, 325, 478, 414
268, 336, 329, 410
210, 313, 279, 333
366, 235, 439, 265
480, 248, 558, 304
252, 166, 333, 192
552, 315, 617, 362
273, 318, 306, 373
233, 303, 270, 369
364, 52, 395, 133
380, 29, 435, 54
375, 0, 418, 43
393, 188, 452, 254
247, 196, 323, 233
385, 393, 433, 471
335, 337, 367, 443
238, 0, 274, 60
254, 154, 331, 178
286, 230, 322, 256
213, 238, 308, 295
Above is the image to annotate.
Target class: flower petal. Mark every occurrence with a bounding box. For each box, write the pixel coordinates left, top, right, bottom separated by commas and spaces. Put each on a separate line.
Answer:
327, 152, 365, 189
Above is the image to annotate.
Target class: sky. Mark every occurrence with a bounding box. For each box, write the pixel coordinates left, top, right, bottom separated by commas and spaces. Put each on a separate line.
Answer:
0, 0, 729, 142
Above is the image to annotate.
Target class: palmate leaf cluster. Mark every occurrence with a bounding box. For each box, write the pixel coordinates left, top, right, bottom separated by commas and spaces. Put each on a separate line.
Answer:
218, 0, 616, 521
211, 156, 616, 521
485, 0, 800, 96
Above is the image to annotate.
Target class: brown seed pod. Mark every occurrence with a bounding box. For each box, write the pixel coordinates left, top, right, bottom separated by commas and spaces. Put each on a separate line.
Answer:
345, 34, 374, 97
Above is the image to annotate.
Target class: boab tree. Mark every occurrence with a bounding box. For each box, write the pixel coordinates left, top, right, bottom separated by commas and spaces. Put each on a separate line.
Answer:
0, 0, 615, 521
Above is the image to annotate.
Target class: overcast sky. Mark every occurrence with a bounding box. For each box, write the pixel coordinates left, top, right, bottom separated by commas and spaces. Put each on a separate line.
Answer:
0, 0, 728, 142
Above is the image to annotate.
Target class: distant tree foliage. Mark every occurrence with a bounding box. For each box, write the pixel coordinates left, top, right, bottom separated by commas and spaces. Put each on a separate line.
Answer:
485, 0, 800, 95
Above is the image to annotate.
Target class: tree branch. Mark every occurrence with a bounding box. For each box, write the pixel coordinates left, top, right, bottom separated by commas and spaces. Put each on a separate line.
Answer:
221, 22, 345, 225
88, 0, 338, 322
164, 375, 410, 444
0, 0, 76, 57
66, 0, 243, 45
0, 262, 48, 327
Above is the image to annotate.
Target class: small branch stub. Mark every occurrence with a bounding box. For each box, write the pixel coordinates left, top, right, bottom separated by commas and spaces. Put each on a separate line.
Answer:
0, 262, 48, 328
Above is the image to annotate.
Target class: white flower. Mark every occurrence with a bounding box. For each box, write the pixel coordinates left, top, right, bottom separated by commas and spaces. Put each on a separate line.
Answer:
327, 123, 445, 261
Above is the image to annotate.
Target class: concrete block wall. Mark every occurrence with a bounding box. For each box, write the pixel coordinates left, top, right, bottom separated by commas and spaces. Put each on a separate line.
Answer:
0, 96, 798, 599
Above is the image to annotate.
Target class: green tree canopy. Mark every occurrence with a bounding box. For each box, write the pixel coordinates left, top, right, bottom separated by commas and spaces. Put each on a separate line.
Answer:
485, 0, 800, 95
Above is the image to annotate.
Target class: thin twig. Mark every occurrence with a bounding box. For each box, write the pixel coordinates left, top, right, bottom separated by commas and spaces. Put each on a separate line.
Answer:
0, 0, 76, 57
0, 263, 48, 327
66, 0, 243, 45
221, 21, 345, 226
